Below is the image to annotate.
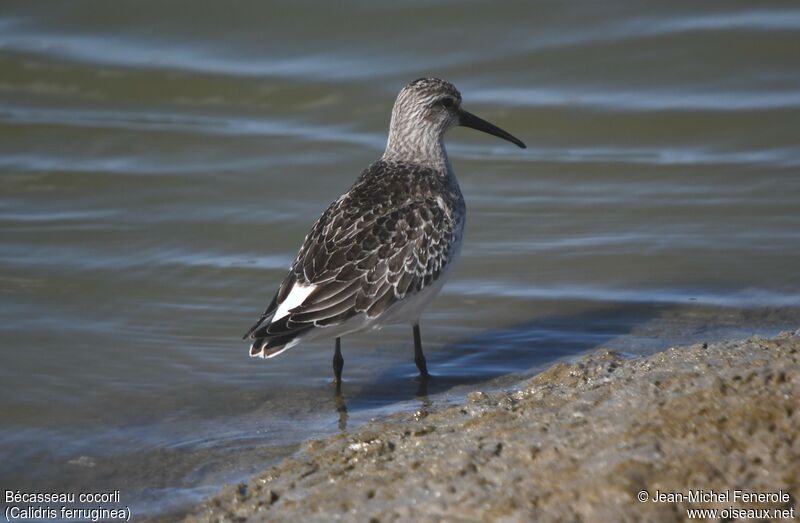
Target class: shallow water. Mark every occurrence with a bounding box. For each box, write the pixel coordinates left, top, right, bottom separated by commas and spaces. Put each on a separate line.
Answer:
1, 0, 799, 518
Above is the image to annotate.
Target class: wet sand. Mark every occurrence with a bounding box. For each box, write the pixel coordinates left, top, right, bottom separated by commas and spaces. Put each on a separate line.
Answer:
181, 331, 799, 522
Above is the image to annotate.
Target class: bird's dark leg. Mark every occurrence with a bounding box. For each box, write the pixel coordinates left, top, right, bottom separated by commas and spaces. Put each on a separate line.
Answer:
333, 337, 344, 384
413, 324, 430, 379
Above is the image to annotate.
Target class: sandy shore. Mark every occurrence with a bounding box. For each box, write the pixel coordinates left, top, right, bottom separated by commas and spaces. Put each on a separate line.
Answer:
182, 331, 799, 522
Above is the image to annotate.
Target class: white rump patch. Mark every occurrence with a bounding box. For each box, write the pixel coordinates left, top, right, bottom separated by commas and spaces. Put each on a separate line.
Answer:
272, 282, 316, 321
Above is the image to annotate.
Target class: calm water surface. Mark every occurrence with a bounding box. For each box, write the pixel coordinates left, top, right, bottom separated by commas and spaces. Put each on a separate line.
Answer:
1, 0, 799, 517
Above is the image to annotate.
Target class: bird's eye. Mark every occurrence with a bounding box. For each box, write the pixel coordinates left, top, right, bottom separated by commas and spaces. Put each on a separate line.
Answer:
439, 98, 455, 109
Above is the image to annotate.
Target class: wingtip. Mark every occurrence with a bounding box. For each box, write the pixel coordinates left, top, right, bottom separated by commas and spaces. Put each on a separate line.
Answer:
243, 322, 260, 340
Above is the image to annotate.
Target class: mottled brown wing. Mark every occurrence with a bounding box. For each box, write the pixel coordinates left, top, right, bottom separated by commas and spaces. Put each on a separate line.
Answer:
247, 196, 457, 341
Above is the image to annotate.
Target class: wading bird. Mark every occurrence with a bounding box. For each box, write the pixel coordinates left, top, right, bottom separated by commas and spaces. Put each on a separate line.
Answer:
244, 78, 525, 383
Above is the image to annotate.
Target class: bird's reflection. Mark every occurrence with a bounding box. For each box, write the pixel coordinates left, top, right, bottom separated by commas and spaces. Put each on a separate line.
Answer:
332, 376, 432, 432
333, 382, 349, 431
415, 376, 429, 399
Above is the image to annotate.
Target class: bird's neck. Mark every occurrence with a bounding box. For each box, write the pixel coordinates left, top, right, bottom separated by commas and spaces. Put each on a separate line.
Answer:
383, 126, 451, 173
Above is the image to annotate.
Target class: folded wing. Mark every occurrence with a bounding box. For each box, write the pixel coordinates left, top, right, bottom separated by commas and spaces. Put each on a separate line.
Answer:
245, 192, 458, 357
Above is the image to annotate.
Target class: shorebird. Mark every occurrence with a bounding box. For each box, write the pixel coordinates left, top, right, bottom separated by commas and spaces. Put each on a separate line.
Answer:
244, 78, 525, 383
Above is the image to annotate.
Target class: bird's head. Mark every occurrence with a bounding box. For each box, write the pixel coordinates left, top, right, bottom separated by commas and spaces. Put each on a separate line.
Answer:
384, 78, 525, 166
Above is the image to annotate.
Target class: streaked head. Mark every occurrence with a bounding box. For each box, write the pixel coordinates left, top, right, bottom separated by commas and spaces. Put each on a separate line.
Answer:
384, 77, 525, 166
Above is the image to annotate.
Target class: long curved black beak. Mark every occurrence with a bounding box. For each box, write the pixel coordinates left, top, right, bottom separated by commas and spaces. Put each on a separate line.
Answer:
459, 110, 526, 149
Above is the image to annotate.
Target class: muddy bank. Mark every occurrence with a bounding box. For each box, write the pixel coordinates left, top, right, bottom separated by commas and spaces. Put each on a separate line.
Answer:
183, 331, 799, 522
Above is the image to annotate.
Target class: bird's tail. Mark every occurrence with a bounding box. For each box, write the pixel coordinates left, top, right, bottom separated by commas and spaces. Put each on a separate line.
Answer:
249, 332, 305, 359
246, 301, 314, 359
